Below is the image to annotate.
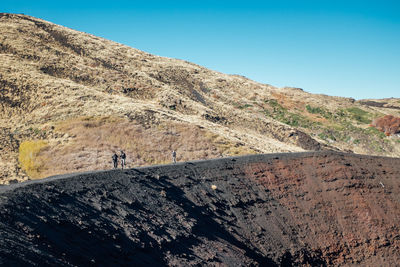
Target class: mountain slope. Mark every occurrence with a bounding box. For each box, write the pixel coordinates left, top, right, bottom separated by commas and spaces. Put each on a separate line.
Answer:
0, 13, 399, 183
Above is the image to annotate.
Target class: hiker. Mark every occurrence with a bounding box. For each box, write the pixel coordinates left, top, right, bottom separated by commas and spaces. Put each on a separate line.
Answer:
120, 150, 126, 169
172, 150, 176, 163
112, 152, 118, 169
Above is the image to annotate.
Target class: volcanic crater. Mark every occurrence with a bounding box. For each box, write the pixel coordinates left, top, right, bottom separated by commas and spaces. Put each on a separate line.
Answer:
1, 151, 399, 266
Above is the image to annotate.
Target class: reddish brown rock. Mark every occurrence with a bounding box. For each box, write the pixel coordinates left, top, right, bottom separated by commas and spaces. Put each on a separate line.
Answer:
371, 115, 400, 135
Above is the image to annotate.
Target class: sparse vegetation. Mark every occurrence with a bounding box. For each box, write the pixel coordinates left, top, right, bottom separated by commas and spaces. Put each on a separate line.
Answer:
318, 133, 330, 141
365, 126, 386, 139
315, 118, 390, 153
238, 104, 253, 109
303, 104, 391, 152
265, 99, 315, 128
345, 107, 372, 124
305, 105, 333, 119
306, 105, 324, 114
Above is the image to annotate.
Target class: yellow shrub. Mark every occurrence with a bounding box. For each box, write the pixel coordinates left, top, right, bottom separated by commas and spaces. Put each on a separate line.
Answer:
18, 140, 48, 179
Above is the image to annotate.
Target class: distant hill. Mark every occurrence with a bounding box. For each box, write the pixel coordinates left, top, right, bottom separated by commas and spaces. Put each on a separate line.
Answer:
1, 13, 399, 184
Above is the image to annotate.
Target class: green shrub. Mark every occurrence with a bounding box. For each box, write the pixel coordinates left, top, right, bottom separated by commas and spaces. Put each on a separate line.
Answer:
306, 105, 333, 119
265, 99, 314, 128
306, 105, 323, 114
346, 107, 371, 124
318, 131, 336, 141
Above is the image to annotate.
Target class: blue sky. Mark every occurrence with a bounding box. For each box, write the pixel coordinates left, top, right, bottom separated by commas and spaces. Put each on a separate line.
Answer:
2, 0, 399, 99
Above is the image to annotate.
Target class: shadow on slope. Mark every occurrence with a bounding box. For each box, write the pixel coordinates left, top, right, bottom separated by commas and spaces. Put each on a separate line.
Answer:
0, 168, 277, 266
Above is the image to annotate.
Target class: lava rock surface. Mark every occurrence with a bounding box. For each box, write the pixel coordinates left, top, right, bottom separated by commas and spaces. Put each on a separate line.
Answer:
0, 151, 399, 266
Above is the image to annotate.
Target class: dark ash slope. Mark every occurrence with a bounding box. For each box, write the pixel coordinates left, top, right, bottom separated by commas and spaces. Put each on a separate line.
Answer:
1, 152, 399, 266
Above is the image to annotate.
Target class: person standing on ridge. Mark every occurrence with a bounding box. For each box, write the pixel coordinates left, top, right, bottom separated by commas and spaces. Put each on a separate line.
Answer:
112, 152, 118, 169
172, 150, 176, 163
120, 150, 126, 169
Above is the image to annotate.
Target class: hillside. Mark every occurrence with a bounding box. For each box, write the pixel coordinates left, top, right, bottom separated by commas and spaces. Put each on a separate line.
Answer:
1, 152, 399, 265
1, 13, 400, 184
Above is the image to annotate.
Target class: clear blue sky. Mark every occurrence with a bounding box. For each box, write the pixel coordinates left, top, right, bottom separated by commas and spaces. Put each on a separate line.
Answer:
2, 0, 399, 99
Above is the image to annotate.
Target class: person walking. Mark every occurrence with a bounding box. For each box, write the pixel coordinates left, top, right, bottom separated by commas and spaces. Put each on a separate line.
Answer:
172, 150, 176, 163
120, 150, 126, 169
112, 152, 118, 169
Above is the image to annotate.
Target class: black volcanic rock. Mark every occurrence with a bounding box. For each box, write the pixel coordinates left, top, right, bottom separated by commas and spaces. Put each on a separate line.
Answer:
1, 152, 400, 266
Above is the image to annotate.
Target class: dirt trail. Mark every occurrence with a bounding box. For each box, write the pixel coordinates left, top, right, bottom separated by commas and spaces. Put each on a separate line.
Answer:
0, 151, 399, 266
